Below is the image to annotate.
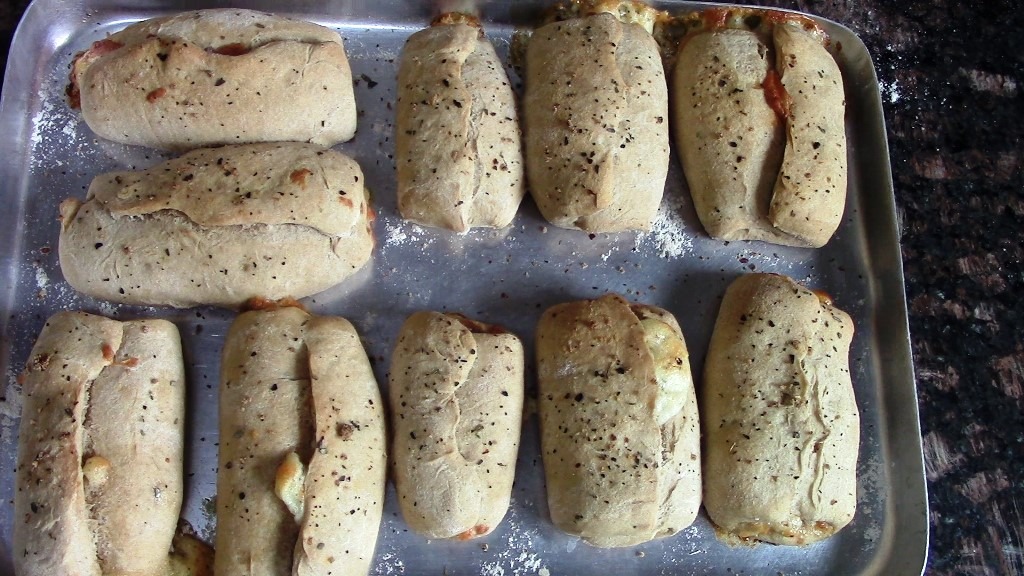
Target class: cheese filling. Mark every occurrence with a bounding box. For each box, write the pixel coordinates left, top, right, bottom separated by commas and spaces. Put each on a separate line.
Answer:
274, 451, 306, 523
639, 318, 692, 426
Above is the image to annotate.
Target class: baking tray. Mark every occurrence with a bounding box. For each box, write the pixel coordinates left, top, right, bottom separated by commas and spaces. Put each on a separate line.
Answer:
0, 0, 928, 574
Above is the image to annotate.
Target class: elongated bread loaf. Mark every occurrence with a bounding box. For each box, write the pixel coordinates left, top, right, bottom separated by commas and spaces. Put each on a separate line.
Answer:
216, 305, 386, 576
390, 311, 524, 540
68, 9, 357, 150
14, 311, 184, 576
703, 273, 859, 545
524, 3, 669, 232
58, 143, 373, 308
536, 294, 701, 547
396, 14, 524, 232
673, 10, 846, 247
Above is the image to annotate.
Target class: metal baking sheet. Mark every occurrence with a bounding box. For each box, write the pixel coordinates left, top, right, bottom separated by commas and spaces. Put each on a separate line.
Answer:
0, 0, 928, 574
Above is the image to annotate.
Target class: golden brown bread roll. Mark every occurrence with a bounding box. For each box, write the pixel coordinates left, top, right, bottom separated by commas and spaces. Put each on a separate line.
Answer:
68, 9, 357, 150
524, 1, 669, 232
14, 312, 184, 576
672, 9, 846, 247
389, 311, 525, 540
216, 305, 386, 576
703, 273, 859, 545
396, 14, 525, 232
536, 294, 701, 547
59, 143, 373, 308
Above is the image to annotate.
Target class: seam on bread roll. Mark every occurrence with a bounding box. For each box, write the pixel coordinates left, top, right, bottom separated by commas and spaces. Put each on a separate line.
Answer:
89, 144, 366, 236
292, 316, 387, 575
82, 319, 185, 575
703, 273, 859, 545
673, 29, 793, 244
536, 294, 700, 547
216, 307, 313, 575
58, 143, 374, 308
629, 304, 702, 535
390, 312, 524, 540
14, 312, 184, 576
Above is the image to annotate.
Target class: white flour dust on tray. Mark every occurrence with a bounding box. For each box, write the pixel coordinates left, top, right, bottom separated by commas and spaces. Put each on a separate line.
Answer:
374, 551, 406, 574
0, 366, 24, 446
29, 72, 88, 168
638, 193, 694, 259
381, 217, 437, 252
27, 259, 85, 312
480, 502, 549, 576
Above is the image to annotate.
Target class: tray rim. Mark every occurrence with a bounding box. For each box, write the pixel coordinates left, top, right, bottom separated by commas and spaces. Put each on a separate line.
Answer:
0, 0, 928, 574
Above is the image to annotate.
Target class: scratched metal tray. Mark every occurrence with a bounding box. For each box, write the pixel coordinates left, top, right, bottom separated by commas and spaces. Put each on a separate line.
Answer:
0, 0, 927, 574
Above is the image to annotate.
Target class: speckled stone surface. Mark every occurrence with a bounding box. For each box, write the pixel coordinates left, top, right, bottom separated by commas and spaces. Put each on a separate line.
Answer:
1, 1, 1021, 574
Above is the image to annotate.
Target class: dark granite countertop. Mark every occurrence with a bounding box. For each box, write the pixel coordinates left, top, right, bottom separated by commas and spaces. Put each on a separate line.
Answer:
2, 1, 1021, 574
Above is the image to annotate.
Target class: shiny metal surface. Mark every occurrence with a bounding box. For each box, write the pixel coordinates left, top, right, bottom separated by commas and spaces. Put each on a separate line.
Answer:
0, 1, 926, 574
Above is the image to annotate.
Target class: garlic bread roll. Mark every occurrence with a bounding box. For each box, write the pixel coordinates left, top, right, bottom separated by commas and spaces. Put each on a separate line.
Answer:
216, 306, 386, 576
68, 9, 357, 150
390, 311, 525, 540
396, 14, 524, 232
703, 273, 859, 545
673, 10, 846, 247
59, 143, 373, 308
536, 294, 700, 547
14, 312, 184, 576
524, 1, 669, 232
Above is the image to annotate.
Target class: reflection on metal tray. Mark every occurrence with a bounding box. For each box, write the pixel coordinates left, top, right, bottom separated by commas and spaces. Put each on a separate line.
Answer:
0, 1, 927, 574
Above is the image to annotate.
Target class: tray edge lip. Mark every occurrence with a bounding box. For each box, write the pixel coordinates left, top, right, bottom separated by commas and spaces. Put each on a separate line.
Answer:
0, 1, 929, 575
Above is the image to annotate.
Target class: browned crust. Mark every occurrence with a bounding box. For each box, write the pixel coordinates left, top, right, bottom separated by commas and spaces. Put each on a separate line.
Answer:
673, 7, 829, 47
431, 12, 482, 30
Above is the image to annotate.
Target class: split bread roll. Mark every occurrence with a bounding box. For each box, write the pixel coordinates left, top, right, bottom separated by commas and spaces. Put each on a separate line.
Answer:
673, 9, 847, 247
58, 142, 374, 308
216, 305, 386, 576
703, 273, 859, 545
14, 311, 184, 576
536, 294, 701, 547
67, 8, 357, 150
396, 13, 525, 232
390, 312, 524, 540
524, 0, 669, 232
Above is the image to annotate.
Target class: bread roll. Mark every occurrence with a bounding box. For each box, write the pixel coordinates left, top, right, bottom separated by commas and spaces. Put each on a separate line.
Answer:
703, 273, 859, 545
673, 9, 846, 247
396, 14, 525, 232
389, 311, 524, 540
524, 1, 669, 232
768, 23, 847, 243
68, 9, 357, 150
216, 305, 386, 576
536, 294, 700, 547
14, 311, 184, 576
58, 143, 373, 308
